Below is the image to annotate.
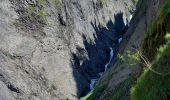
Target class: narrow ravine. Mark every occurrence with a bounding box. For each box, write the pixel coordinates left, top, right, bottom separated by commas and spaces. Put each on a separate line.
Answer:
89, 37, 124, 92
81, 14, 133, 99
89, 47, 115, 92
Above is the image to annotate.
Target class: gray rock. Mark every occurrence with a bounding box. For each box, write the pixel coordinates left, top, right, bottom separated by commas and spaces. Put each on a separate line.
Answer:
0, 0, 134, 99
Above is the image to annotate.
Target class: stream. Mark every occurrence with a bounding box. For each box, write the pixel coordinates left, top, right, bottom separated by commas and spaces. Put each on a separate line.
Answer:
80, 38, 123, 99
81, 14, 133, 99
89, 47, 115, 91
89, 36, 124, 91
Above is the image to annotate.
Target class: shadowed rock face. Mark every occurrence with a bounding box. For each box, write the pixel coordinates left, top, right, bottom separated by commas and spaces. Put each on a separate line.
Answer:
0, 0, 134, 99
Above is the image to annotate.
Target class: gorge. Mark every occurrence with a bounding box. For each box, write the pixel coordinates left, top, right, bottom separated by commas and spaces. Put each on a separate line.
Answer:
0, 0, 135, 99
0, 0, 170, 100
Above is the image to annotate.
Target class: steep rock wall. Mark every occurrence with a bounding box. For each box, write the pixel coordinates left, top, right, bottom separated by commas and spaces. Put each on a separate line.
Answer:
0, 0, 134, 99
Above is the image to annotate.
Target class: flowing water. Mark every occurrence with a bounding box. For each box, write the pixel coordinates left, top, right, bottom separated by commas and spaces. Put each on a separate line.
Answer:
81, 13, 133, 99
89, 47, 114, 91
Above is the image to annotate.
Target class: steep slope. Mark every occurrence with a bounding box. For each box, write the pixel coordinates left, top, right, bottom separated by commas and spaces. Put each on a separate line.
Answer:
0, 0, 134, 99
131, 0, 170, 99
85, 0, 167, 100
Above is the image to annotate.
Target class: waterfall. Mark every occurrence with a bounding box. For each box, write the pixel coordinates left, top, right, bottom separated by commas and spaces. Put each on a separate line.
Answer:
105, 47, 114, 71
89, 47, 114, 91
89, 79, 97, 90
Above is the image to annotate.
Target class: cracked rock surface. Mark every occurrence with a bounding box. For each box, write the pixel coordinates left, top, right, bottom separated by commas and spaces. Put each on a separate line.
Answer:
0, 0, 134, 99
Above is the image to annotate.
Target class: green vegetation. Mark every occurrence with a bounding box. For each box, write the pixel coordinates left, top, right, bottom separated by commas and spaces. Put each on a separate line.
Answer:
19, 0, 47, 29
131, 0, 138, 5
36, 0, 48, 23
131, 33, 170, 100
142, 0, 170, 61
82, 84, 107, 100
39, 0, 47, 21
118, 51, 140, 68
99, 0, 110, 5
83, 1, 170, 100
52, 0, 60, 8
131, 1, 170, 99
81, 92, 93, 100
110, 76, 136, 100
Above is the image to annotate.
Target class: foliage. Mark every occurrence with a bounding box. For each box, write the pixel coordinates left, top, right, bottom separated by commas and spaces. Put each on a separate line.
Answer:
118, 50, 140, 69
131, 1, 170, 99
131, 0, 138, 5
83, 1, 170, 100
52, 0, 60, 8
99, 0, 110, 5
82, 84, 106, 100
81, 92, 92, 100
131, 33, 170, 100
110, 76, 136, 100
27, 0, 47, 24
142, 0, 170, 61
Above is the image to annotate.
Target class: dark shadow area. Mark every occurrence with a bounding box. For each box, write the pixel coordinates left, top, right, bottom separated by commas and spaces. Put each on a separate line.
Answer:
71, 12, 128, 98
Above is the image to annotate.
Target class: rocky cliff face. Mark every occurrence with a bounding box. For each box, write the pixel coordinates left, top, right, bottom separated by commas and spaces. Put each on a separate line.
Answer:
0, 0, 134, 99
86, 0, 166, 99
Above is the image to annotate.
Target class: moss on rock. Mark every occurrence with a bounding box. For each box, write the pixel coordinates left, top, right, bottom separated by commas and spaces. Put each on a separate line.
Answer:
131, 1, 170, 99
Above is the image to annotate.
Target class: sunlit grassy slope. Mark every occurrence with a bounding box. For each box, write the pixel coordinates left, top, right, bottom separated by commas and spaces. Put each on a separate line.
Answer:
131, 0, 170, 99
